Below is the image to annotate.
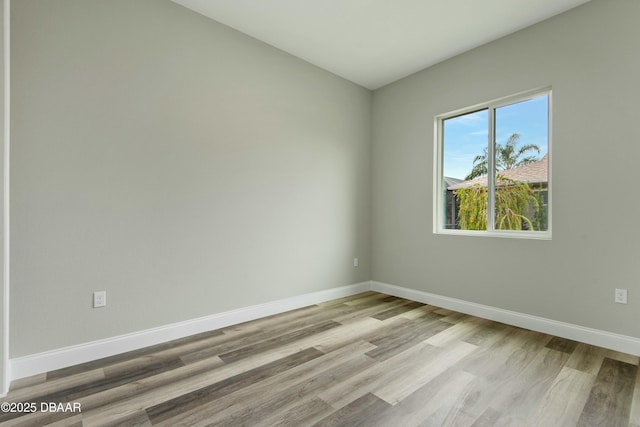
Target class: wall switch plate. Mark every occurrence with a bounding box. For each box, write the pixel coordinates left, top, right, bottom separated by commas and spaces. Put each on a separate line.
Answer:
614, 288, 627, 304
353, 258, 359, 267
93, 291, 107, 308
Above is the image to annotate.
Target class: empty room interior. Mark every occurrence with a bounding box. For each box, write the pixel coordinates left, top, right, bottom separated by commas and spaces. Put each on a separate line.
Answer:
0, 0, 639, 425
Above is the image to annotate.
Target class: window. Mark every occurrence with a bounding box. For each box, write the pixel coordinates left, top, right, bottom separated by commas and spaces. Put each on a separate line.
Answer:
434, 89, 551, 238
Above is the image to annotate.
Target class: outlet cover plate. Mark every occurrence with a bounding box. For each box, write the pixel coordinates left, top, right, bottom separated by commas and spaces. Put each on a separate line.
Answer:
93, 291, 107, 308
614, 288, 627, 304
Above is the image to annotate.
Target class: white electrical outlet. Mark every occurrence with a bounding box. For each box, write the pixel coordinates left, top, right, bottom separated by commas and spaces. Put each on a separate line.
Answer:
614, 288, 627, 304
93, 291, 107, 308
353, 258, 359, 267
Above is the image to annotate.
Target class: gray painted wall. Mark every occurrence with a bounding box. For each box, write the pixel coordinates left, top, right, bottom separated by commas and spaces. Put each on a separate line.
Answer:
372, 0, 640, 338
10, 0, 640, 360
11, 0, 371, 356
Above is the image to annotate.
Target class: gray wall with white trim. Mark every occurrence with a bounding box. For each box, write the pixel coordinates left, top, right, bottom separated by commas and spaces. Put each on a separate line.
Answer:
10, 0, 371, 356
371, 0, 640, 338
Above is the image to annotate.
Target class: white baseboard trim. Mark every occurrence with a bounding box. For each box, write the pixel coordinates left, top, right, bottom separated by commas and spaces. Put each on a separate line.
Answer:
371, 281, 640, 356
11, 279, 640, 383
10, 281, 372, 381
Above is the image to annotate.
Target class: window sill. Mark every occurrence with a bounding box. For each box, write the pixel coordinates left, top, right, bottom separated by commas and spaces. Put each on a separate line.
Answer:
435, 229, 551, 240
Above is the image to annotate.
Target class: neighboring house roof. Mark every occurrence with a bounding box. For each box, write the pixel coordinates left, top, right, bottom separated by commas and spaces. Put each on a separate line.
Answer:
443, 176, 465, 188
447, 154, 548, 190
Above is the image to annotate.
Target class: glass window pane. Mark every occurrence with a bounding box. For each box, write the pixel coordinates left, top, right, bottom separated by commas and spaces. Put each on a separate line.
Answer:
493, 95, 549, 231
442, 109, 488, 230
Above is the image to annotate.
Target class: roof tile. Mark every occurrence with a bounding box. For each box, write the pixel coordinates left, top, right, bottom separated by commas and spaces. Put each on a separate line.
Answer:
447, 155, 548, 190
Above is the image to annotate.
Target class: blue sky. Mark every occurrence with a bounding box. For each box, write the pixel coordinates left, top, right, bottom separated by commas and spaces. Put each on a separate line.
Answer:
443, 95, 548, 180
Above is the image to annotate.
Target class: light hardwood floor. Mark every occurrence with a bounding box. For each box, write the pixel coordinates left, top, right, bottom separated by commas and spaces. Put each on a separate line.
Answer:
1, 292, 639, 426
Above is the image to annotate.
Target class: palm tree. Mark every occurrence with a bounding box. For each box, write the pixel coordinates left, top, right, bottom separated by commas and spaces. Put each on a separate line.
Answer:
464, 133, 540, 180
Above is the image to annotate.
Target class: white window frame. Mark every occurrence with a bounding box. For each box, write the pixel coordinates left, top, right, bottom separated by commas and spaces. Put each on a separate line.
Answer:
433, 87, 552, 239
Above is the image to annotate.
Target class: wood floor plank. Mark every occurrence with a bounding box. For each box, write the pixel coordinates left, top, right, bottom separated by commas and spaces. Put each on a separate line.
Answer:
331, 297, 418, 325
262, 396, 335, 427
365, 316, 451, 361
631, 363, 640, 427
2, 357, 222, 426
454, 329, 557, 420
146, 347, 323, 424
218, 320, 341, 363
208, 303, 358, 354
463, 320, 510, 347
530, 366, 595, 427
150, 342, 376, 426
95, 331, 236, 371
218, 300, 356, 342
487, 347, 571, 422
438, 311, 470, 324
565, 343, 606, 375
398, 303, 441, 319
318, 341, 443, 409
343, 292, 397, 307
373, 340, 477, 405
417, 372, 479, 427
433, 307, 454, 316
27, 338, 315, 427
312, 392, 391, 427
602, 349, 639, 366
78, 343, 331, 426
370, 300, 424, 320
545, 336, 579, 354
183, 315, 380, 371
7, 374, 47, 392
317, 291, 379, 307
577, 357, 638, 427
114, 328, 263, 367
470, 407, 502, 427
177, 305, 354, 367
461, 327, 550, 382
423, 316, 490, 348
231, 355, 376, 427
45, 329, 224, 381
45, 414, 84, 427
368, 369, 477, 427
0, 407, 79, 427
492, 414, 527, 426
310, 316, 382, 353
263, 302, 361, 331
98, 410, 152, 427
2, 368, 106, 403
220, 304, 321, 334
0, 357, 184, 424
103, 353, 199, 379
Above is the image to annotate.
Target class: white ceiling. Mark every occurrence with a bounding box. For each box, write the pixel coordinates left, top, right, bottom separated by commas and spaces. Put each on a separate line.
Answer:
172, 0, 591, 90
